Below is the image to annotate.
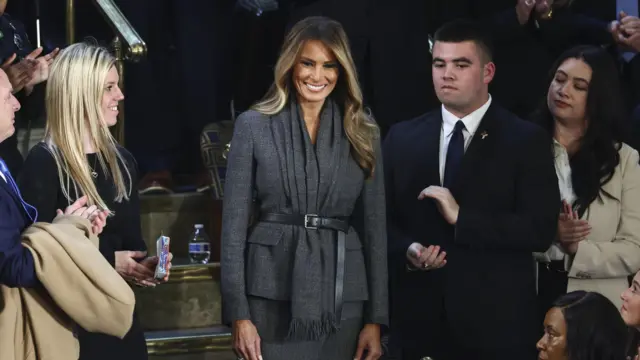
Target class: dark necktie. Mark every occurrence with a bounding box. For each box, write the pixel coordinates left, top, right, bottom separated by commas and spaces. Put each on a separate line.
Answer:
0, 158, 38, 222
443, 120, 466, 188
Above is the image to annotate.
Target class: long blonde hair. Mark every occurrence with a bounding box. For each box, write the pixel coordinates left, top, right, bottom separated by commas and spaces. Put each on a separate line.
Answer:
253, 16, 379, 176
44, 42, 132, 211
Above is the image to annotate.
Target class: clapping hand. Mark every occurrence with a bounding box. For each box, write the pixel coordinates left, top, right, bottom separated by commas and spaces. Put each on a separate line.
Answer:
25, 47, 60, 88
56, 195, 109, 235
1, 53, 36, 93
611, 12, 640, 52
557, 200, 590, 255
515, 0, 536, 25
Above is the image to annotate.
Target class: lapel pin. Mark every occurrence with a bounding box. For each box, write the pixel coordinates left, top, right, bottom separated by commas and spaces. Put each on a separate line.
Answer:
480, 131, 488, 139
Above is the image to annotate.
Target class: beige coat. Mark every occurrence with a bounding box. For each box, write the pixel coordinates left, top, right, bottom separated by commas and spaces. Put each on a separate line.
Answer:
565, 144, 640, 308
0, 215, 136, 360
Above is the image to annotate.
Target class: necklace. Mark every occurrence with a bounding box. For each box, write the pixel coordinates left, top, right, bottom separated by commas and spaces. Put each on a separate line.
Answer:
89, 157, 98, 179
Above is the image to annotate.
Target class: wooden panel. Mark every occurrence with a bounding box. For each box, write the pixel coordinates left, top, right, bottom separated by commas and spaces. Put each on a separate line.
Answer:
140, 193, 221, 261
145, 325, 232, 358
135, 261, 222, 331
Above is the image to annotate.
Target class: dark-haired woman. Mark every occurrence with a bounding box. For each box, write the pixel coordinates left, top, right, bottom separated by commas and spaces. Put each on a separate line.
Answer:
537, 291, 628, 360
621, 271, 640, 359
533, 45, 640, 314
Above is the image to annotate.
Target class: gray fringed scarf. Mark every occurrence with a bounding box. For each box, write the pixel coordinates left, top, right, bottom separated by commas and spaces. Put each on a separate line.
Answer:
271, 97, 350, 341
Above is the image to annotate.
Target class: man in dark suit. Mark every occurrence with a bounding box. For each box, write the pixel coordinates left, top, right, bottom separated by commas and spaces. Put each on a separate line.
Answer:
383, 20, 560, 360
0, 68, 105, 287
0, 66, 39, 287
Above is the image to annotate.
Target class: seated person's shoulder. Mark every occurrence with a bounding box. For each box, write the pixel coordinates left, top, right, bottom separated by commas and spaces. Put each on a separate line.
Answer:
24, 142, 56, 165
19, 143, 59, 186
387, 109, 439, 139
496, 107, 549, 143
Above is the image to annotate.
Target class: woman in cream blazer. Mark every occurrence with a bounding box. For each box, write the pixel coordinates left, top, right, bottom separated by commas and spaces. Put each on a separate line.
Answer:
533, 45, 640, 312
562, 144, 640, 308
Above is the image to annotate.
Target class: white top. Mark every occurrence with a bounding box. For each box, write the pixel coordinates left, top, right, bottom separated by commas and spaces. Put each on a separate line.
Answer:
535, 140, 576, 262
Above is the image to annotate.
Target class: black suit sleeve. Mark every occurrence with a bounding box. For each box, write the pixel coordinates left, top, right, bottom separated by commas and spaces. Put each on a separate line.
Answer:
628, 55, 640, 108
19, 146, 118, 264
18, 144, 60, 223
483, 8, 528, 44
455, 126, 559, 252
383, 126, 415, 263
535, 10, 612, 46
118, 148, 147, 254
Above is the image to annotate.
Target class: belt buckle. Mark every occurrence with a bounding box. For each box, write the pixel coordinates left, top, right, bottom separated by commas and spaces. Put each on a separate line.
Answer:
304, 214, 318, 229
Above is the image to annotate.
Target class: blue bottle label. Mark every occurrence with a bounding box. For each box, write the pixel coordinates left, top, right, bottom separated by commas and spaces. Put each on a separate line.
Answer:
189, 242, 210, 252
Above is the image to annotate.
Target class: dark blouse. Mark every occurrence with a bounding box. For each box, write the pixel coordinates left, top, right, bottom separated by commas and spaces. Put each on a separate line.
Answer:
18, 143, 147, 261
17, 142, 148, 360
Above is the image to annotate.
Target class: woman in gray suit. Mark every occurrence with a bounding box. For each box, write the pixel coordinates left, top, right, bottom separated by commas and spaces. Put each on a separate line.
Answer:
221, 16, 387, 360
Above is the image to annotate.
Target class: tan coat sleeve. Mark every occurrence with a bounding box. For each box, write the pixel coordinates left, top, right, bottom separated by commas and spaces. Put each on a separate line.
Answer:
22, 219, 135, 338
568, 147, 640, 278
51, 215, 98, 246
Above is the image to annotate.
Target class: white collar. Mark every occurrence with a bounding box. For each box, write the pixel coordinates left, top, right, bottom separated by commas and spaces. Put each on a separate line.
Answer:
441, 95, 492, 137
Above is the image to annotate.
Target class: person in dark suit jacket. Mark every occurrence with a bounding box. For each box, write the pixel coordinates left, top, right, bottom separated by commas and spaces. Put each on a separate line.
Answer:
0, 0, 59, 177
0, 66, 37, 287
383, 20, 560, 360
0, 67, 105, 287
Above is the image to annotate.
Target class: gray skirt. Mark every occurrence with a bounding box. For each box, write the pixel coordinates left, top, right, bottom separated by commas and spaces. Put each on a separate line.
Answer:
248, 296, 364, 360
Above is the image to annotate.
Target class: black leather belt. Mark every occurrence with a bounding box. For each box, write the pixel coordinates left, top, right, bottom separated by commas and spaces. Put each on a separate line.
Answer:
259, 212, 349, 321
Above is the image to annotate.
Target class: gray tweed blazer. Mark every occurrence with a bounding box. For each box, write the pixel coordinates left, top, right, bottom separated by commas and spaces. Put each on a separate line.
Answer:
220, 108, 388, 332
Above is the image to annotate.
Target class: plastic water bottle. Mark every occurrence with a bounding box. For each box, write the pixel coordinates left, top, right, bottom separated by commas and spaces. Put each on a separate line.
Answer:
188, 224, 211, 264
